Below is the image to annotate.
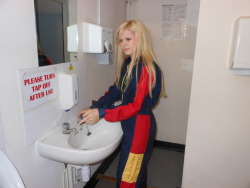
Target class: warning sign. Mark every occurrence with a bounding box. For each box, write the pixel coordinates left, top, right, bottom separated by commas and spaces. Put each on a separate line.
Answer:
22, 70, 57, 109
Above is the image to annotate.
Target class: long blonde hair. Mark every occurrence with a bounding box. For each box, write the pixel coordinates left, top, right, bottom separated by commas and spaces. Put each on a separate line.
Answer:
115, 20, 166, 98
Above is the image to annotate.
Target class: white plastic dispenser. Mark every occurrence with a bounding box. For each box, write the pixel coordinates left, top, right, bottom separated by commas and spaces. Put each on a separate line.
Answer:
82, 22, 113, 53
229, 17, 250, 70
59, 72, 78, 110
67, 24, 78, 52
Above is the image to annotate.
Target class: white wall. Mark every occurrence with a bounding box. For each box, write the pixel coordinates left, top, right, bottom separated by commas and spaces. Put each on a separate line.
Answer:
77, 0, 127, 105
0, 114, 4, 150
130, 0, 200, 144
0, 1, 41, 187
182, 0, 250, 187
0, 0, 126, 188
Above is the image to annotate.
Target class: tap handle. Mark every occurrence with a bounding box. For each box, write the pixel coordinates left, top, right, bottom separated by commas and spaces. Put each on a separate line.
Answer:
62, 122, 70, 130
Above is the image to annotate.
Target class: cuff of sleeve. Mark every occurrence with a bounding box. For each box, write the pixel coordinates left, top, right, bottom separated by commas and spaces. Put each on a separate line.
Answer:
90, 100, 99, 109
98, 108, 106, 118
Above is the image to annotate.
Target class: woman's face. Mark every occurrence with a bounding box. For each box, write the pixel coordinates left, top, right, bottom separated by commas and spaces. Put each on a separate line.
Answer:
119, 29, 137, 56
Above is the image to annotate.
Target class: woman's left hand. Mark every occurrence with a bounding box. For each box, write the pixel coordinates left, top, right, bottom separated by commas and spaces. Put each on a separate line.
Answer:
79, 108, 100, 125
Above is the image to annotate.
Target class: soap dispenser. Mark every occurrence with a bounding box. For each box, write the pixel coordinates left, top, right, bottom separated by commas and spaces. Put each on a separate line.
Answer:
58, 72, 78, 110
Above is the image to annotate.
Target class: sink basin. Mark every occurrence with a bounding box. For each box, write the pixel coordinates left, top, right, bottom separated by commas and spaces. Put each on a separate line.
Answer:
36, 118, 122, 165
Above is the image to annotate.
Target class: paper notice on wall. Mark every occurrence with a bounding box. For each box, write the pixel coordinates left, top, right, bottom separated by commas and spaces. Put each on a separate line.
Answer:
162, 0, 187, 40
22, 70, 57, 109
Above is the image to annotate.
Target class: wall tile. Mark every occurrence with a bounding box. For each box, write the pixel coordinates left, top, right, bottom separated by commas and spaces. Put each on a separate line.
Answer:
24, 114, 43, 145
18, 61, 89, 145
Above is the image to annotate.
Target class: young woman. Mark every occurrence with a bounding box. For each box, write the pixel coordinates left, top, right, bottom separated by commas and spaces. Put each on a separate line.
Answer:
77, 20, 166, 188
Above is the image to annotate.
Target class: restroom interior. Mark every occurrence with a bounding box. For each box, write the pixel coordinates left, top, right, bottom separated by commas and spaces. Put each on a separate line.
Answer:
1, 0, 250, 188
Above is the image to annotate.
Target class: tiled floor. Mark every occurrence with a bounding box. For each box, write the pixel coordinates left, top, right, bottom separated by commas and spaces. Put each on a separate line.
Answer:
95, 147, 184, 188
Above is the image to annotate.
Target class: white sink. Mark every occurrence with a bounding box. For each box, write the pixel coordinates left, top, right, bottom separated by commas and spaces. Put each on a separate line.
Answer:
36, 118, 122, 165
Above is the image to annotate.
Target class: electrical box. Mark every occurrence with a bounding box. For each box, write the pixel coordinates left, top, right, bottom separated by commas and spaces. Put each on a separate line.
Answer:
82, 22, 113, 53
229, 17, 250, 70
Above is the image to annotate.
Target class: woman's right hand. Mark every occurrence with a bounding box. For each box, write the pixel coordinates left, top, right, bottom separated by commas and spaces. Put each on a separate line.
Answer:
77, 107, 90, 118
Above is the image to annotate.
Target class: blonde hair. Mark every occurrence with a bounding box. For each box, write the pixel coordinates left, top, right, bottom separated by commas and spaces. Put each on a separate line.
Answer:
115, 20, 166, 98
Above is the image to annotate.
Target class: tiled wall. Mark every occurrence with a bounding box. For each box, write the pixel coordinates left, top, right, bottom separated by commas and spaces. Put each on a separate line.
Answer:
18, 61, 89, 145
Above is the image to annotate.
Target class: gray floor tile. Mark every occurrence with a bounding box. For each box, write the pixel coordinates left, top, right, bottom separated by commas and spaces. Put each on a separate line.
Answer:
96, 147, 184, 188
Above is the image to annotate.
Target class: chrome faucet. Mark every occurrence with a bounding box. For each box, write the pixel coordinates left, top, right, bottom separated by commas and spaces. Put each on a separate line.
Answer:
62, 122, 76, 134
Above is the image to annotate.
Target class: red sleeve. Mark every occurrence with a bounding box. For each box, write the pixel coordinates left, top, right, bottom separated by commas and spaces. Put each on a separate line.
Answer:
45, 57, 53, 65
104, 66, 149, 122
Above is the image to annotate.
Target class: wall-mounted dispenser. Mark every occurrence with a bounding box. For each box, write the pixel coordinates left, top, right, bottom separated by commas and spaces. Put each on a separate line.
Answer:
82, 22, 113, 53
229, 17, 250, 74
67, 24, 78, 52
58, 72, 78, 110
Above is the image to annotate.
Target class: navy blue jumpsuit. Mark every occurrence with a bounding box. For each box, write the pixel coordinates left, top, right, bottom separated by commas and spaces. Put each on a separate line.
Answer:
90, 57, 162, 188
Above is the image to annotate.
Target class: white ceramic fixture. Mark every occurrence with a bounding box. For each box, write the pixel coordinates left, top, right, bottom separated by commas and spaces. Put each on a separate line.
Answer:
0, 150, 25, 188
36, 118, 122, 165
